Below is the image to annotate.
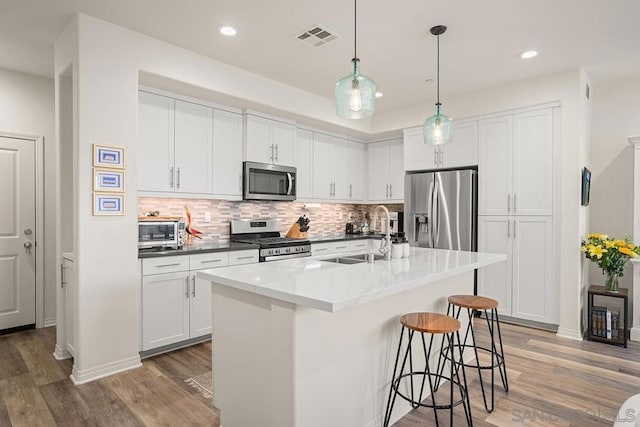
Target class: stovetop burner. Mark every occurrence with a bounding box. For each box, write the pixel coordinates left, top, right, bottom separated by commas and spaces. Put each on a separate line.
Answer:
230, 218, 312, 261
233, 236, 309, 248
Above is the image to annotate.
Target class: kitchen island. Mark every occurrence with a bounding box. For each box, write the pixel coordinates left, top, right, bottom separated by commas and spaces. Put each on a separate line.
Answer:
198, 247, 506, 427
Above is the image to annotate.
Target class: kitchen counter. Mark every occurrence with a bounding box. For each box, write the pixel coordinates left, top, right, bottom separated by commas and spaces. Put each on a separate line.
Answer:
199, 247, 506, 427
137, 241, 257, 258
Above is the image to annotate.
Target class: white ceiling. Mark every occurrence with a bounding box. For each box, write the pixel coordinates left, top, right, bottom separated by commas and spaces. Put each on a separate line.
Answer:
2, 0, 640, 112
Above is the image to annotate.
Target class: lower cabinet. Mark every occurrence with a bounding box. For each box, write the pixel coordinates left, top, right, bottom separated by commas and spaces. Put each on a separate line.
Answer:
141, 249, 259, 352
477, 216, 555, 324
62, 256, 76, 357
311, 239, 377, 256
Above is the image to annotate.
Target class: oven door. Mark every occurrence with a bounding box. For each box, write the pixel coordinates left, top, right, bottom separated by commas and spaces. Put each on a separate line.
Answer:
138, 221, 179, 248
243, 161, 296, 201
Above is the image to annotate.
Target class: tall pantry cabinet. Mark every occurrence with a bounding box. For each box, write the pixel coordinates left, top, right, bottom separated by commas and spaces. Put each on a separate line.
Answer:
477, 107, 556, 325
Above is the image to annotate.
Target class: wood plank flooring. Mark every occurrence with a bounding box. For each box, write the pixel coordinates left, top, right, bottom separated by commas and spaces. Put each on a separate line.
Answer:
0, 321, 638, 426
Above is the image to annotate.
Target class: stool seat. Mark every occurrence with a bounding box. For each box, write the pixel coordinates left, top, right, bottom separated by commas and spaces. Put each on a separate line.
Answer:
448, 295, 498, 310
401, 312, 460, 334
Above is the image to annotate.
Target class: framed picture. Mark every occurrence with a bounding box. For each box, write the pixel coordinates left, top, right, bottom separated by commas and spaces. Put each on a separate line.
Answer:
581, 167, 591, 206
93, 168, 125, 192
93, 193, 125, 216
93, 144, 125, 169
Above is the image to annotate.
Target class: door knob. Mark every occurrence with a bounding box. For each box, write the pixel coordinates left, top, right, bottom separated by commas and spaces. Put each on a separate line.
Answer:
24, 241, 32, 254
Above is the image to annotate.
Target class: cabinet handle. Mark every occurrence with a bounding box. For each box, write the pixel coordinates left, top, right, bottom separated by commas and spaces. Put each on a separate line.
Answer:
385, 184, 389, 198
192, 275, 196, 298
390, 184, 393, 198
270, 144, 274, 162
513, 220, 516, 238
239, 174, 243, 192
336, 246, 348, 250
155, 262, 181, 268
185, 277, 189, 299
439, 149, 444, 166
200, 259, 222, 264
507, 194, 511, 213
513, 193, 517, 213
176, 167, 181, 189
349, 183, 352, 198
316, 248, 328, 252
60, 263, 66, 288
507, 220, 510, 238
275, 144, 279, 162
433, 149, 437, 165
170, 167, 174, 188
235, 255, 255, 260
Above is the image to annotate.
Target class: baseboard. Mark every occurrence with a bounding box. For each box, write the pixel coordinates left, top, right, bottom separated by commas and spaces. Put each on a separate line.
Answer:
556, 327, 583, 341
53, 344, 72, 360
630, 327, 640, 342
43, 317, 57, 328
70, 354, 142, 385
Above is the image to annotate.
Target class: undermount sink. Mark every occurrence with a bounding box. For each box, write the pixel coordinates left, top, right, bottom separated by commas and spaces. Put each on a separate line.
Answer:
320, 254, 385, 265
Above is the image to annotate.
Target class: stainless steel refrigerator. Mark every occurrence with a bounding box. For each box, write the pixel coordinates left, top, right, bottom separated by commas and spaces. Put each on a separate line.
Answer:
404, 169, 477, 251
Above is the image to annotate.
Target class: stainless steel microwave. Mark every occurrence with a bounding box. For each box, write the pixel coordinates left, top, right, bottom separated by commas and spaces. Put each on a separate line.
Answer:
138, 218, 186, 249
243, 161, 296, 201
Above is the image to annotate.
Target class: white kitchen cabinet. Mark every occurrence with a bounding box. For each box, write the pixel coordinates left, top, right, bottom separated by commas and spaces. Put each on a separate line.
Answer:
174, 100, 213, 194
311, 240, 372, 256
138, 91, 175, 192
62, 256, 76, 357
403, 121, 478, 171
228, 249, 260, 265
294, 129, 314, 199
313, 133, 347, 200
477, 215, 555, 323
367, 139, 404, 202
189, 272, 212, 338
478, 108, 553, 216
347, 141, 365, 201
213, 109, 243, 197
245, 114, 296, 166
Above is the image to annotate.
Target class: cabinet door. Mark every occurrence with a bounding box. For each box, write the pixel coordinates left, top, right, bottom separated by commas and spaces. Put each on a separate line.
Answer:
174, 100, 213, 194
347, 142, 365, 201
512, 109, 553, 216
388, 139, 404, 201
142, 272, 190, 351
443, 121, 478, 168
63, 258, 76, 357
245, 115, 273, 164
272, 121, 296, 166
331, 137, 349, 200
367, 142, 390, 201
313, 133, 333, 199
189, 273, 212, 339
477, 216, 512, 316
213, 109, 243, 196
403, 128, 438, 172
138, 91, 175, 192
512, 216, 554, 323
294, 129, 314, 199
478, 116, 513, 216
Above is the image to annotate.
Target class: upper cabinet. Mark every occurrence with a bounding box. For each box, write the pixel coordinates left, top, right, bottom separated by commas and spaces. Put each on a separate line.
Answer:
138, 91, 175, 192
174, 100, 213, 194
347, 141, 365, 201
403, 120, 478, 172
294, 128, 314, 199
212, 109, 243, 197
313, 133, 347, 200
245, 114, 296, 166
478, 108, 553, 216
367, 139, 404, 203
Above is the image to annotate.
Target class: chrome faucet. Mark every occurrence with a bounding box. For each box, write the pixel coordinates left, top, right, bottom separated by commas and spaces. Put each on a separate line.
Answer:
373, 205, 392, 260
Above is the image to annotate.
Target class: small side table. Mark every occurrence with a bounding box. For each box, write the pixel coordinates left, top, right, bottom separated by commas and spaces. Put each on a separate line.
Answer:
587, 285, 628, 348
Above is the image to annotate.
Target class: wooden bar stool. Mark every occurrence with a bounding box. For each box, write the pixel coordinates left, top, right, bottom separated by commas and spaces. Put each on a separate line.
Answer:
383, 312, 472, 427
437, 295, 509, 413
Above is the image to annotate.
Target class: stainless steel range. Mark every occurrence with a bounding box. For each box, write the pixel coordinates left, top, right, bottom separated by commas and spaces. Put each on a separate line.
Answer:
230, 219, 311, 262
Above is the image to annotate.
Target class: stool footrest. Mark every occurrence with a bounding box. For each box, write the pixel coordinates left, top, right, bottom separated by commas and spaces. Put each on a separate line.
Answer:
441, 343, 506, 370
390, 372, 468, 410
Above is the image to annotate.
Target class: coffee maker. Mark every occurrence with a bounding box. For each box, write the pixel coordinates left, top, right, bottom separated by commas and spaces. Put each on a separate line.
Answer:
387, 211, 404, 236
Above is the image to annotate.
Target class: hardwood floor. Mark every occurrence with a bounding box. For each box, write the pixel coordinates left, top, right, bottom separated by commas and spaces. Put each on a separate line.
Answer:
0, 322, 637, 426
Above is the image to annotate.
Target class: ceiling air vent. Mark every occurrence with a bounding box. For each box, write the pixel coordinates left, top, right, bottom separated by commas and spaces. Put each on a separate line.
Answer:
297, 25, 338, 47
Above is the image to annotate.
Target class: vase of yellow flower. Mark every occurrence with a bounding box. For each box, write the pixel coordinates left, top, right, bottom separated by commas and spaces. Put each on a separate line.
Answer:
581, 233, 640, 293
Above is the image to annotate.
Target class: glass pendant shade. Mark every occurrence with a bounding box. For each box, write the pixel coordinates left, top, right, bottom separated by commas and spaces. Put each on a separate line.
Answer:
335, 58, 376, 119
423, 103, 453, 145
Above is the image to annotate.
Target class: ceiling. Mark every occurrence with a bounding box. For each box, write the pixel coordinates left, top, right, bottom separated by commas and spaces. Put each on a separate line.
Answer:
2, 0, 640, 113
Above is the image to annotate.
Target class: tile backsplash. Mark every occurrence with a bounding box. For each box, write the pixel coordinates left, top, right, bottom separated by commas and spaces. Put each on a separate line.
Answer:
138, 197, 404, 242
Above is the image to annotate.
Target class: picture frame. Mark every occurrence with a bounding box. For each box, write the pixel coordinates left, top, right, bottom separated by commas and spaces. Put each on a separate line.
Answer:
93, 168, 125, 192
93, 193, 125, 216
93, 144, 125, 169
581, 167, 591, 206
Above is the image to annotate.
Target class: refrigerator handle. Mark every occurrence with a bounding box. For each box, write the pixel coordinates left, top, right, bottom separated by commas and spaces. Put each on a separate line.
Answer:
432, 180, 440, 247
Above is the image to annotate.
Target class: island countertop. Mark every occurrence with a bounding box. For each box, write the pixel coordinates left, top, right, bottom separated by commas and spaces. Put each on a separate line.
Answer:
198, 247, 506, 312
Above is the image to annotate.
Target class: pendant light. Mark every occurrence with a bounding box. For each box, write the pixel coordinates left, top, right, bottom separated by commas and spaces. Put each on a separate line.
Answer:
335, 0, 376, 119
423, 25, 453, 145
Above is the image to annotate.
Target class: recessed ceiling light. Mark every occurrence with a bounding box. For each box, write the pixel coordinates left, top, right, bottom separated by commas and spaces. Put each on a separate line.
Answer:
375, 92, 383, 98
218, 25, 238, 37
519, 50, 538, 59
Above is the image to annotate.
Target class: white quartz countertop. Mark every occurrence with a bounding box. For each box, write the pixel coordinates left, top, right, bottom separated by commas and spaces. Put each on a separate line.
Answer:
198, 247, 506, 312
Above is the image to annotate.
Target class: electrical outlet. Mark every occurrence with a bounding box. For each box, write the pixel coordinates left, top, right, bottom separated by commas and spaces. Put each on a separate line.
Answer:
204, 212, 211, 223
347, 212, 354, 221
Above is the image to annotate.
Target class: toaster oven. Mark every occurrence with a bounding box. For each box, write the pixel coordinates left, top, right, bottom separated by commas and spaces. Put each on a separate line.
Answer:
138, 218, 186, 249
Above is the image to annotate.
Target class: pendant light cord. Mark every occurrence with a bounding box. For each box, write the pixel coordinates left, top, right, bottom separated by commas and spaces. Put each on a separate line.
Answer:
354, 0, 357, 59
436, 32, 440, 105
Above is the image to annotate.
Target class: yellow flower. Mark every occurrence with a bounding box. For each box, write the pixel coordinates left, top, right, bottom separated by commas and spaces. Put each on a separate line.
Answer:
614, 240, 626, 247
618, 247, 638, 258
589, 246, 607, 259
627, 242, 636, 250
587, 233, 608, 240
605, 241, 616, 248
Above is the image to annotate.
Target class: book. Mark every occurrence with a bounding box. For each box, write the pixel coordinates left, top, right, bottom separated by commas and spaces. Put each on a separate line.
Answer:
606, 309, 612, 339
591, 306, 607, 338
612, 311, 620, 340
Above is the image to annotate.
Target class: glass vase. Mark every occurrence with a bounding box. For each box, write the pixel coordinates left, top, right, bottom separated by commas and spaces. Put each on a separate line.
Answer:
605, 271, 619, 293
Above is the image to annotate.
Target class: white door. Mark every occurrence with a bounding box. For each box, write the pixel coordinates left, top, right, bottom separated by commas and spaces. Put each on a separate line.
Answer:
0, 136, 36, 330
477, 216, 512, 316
213, 109, 243, 196
367, 142, 390, 201
245, 115, 272, 164
138, 91, 175, 192
512, 216, 554, 323
294, 129, 314, 199
141, 272, 190, 351
174, 100, 213, 194
512, 109, 553, 216
313, 133, 333, 199
388, 139, 404, 201
403, 128, 437, 172
331, 137, 349, 200
272, 121, 295, 166
347, 142, 365, 201
189, 273, 212, 339
443, 121, 478, 168
478, 116, 512, 216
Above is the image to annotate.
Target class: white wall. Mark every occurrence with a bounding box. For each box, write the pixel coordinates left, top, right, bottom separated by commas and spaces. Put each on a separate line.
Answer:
0, 67, 56, 326
375, 70, 589, 339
